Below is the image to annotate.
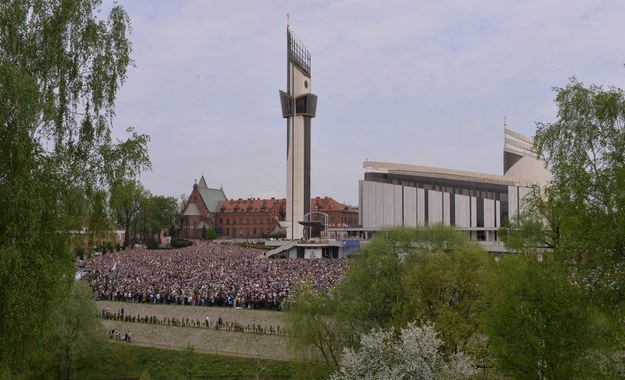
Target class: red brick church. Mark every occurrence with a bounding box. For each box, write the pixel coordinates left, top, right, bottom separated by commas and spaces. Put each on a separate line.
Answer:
180, 176, 227, 239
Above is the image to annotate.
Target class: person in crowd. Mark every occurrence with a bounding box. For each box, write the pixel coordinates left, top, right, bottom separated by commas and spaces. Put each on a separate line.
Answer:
83, 241, 349, 310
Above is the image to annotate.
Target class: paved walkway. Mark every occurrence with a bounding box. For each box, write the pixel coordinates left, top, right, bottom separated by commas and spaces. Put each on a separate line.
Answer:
99, 301, 292, 360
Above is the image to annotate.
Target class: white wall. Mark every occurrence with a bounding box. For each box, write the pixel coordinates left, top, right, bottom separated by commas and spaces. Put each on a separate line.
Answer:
285, 62, 312, 240
504, 154, 550, 187
484, 199, 495, 228
455, 194, 470, 228
293, 72, 311, 96
471, 197, 477, 227
417, 188, 425, 225
360, 180, 524, 234
403, 186, 417, 227
428, 190, 443, 224
508, 185, 518, 220
381, 182, 395, 227
394, 185, 403, 226
443, 192, 450, 225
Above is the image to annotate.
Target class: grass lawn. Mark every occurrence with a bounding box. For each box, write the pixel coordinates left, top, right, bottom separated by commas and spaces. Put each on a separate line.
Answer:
75, 342, 296, 379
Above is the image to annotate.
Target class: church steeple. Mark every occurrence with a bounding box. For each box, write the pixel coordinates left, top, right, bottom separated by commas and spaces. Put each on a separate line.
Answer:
198, 175, 208, 188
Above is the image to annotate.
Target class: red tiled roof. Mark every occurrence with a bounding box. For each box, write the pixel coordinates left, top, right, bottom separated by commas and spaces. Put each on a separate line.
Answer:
218, 196, 355, 214
311, 196, 357, 213
219, 198, 286, 213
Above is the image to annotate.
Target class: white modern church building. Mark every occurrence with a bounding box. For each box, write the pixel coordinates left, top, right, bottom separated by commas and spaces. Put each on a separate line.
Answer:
358, 127, 550, 250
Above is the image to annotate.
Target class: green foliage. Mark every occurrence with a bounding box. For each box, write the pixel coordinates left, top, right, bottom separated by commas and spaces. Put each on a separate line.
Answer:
0, 0, 148, 376
84, 189, 115, 256
334, 232, 406, 332
285, 282, 346, 368
30, 282, 108, 379
336, 226, 488, 336
494, 78, 625, 377
499, 185, 563, 255
145, 235, 159, 250
202, 226, 217, 240
401, 242, 492, 354
74, 246, 85, 260
531, 77, 625, 311
290, 360, 335, 380
135, 193, 179, 243
174, 345, 202, 380
68, 343, 295, 379
110, 179, 147, 249
499, 213, 546, 254
264, 228, 287, 239
170, 237, 192, 248
486, 255, 604, 379
286, 225, 492, 373
535, 78, 625, 261
138, 369, 151, 380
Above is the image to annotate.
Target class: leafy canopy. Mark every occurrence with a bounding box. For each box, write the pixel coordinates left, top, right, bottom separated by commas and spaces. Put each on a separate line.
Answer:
535, 78, 625, 262
0, 0, 147, 376
286, 226, 493, 372
486, 255, 604, 379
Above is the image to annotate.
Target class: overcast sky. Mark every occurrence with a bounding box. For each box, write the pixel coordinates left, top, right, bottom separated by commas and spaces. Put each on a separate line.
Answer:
104, 0, 625, 206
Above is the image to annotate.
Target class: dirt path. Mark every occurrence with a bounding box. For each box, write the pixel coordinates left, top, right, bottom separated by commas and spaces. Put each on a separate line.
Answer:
99, 301, 292, 360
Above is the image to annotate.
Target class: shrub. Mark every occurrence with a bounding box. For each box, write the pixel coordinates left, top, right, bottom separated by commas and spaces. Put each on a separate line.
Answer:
145, 236, 159, 250
170, 237, 192, 248
203, 227, 217, 240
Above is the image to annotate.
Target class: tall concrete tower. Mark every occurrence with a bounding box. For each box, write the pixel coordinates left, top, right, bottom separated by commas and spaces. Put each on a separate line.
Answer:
279, 26, 317, 240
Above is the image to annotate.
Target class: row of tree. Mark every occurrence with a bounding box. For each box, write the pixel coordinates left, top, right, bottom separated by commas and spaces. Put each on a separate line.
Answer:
0, 1, 153, 377
288, 224, 623, 379
0, 1, 204, 375
287, 78, 625, 379
108, 179, 181, 250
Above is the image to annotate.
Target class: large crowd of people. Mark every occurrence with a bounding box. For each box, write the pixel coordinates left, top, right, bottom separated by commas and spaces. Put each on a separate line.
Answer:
79, 241, 350, 310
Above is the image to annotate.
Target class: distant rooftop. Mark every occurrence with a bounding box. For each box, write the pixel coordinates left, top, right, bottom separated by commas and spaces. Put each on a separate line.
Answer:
195, 175, 227, 213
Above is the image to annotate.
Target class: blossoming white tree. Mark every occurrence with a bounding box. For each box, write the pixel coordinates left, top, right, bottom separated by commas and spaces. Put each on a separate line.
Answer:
330, 323, 476, 380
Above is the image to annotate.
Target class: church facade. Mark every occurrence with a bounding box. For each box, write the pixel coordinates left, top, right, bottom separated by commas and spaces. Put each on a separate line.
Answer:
180, 176, 227, 239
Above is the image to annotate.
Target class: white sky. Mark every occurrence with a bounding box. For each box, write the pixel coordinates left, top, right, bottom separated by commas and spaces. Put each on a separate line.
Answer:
105, 0, 625, 206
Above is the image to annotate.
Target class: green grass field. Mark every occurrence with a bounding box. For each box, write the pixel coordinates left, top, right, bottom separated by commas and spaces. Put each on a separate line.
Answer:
75, 342, 296, 379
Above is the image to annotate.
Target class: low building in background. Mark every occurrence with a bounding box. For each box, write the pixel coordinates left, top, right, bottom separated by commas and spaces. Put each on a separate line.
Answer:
214, 196, 357, 240
309, 196, 359, 228
358, 127, 550, 252
215, 197, 286, 239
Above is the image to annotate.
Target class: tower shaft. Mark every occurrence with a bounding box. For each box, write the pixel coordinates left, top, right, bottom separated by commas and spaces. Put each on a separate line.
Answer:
279, 27, 317, 240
